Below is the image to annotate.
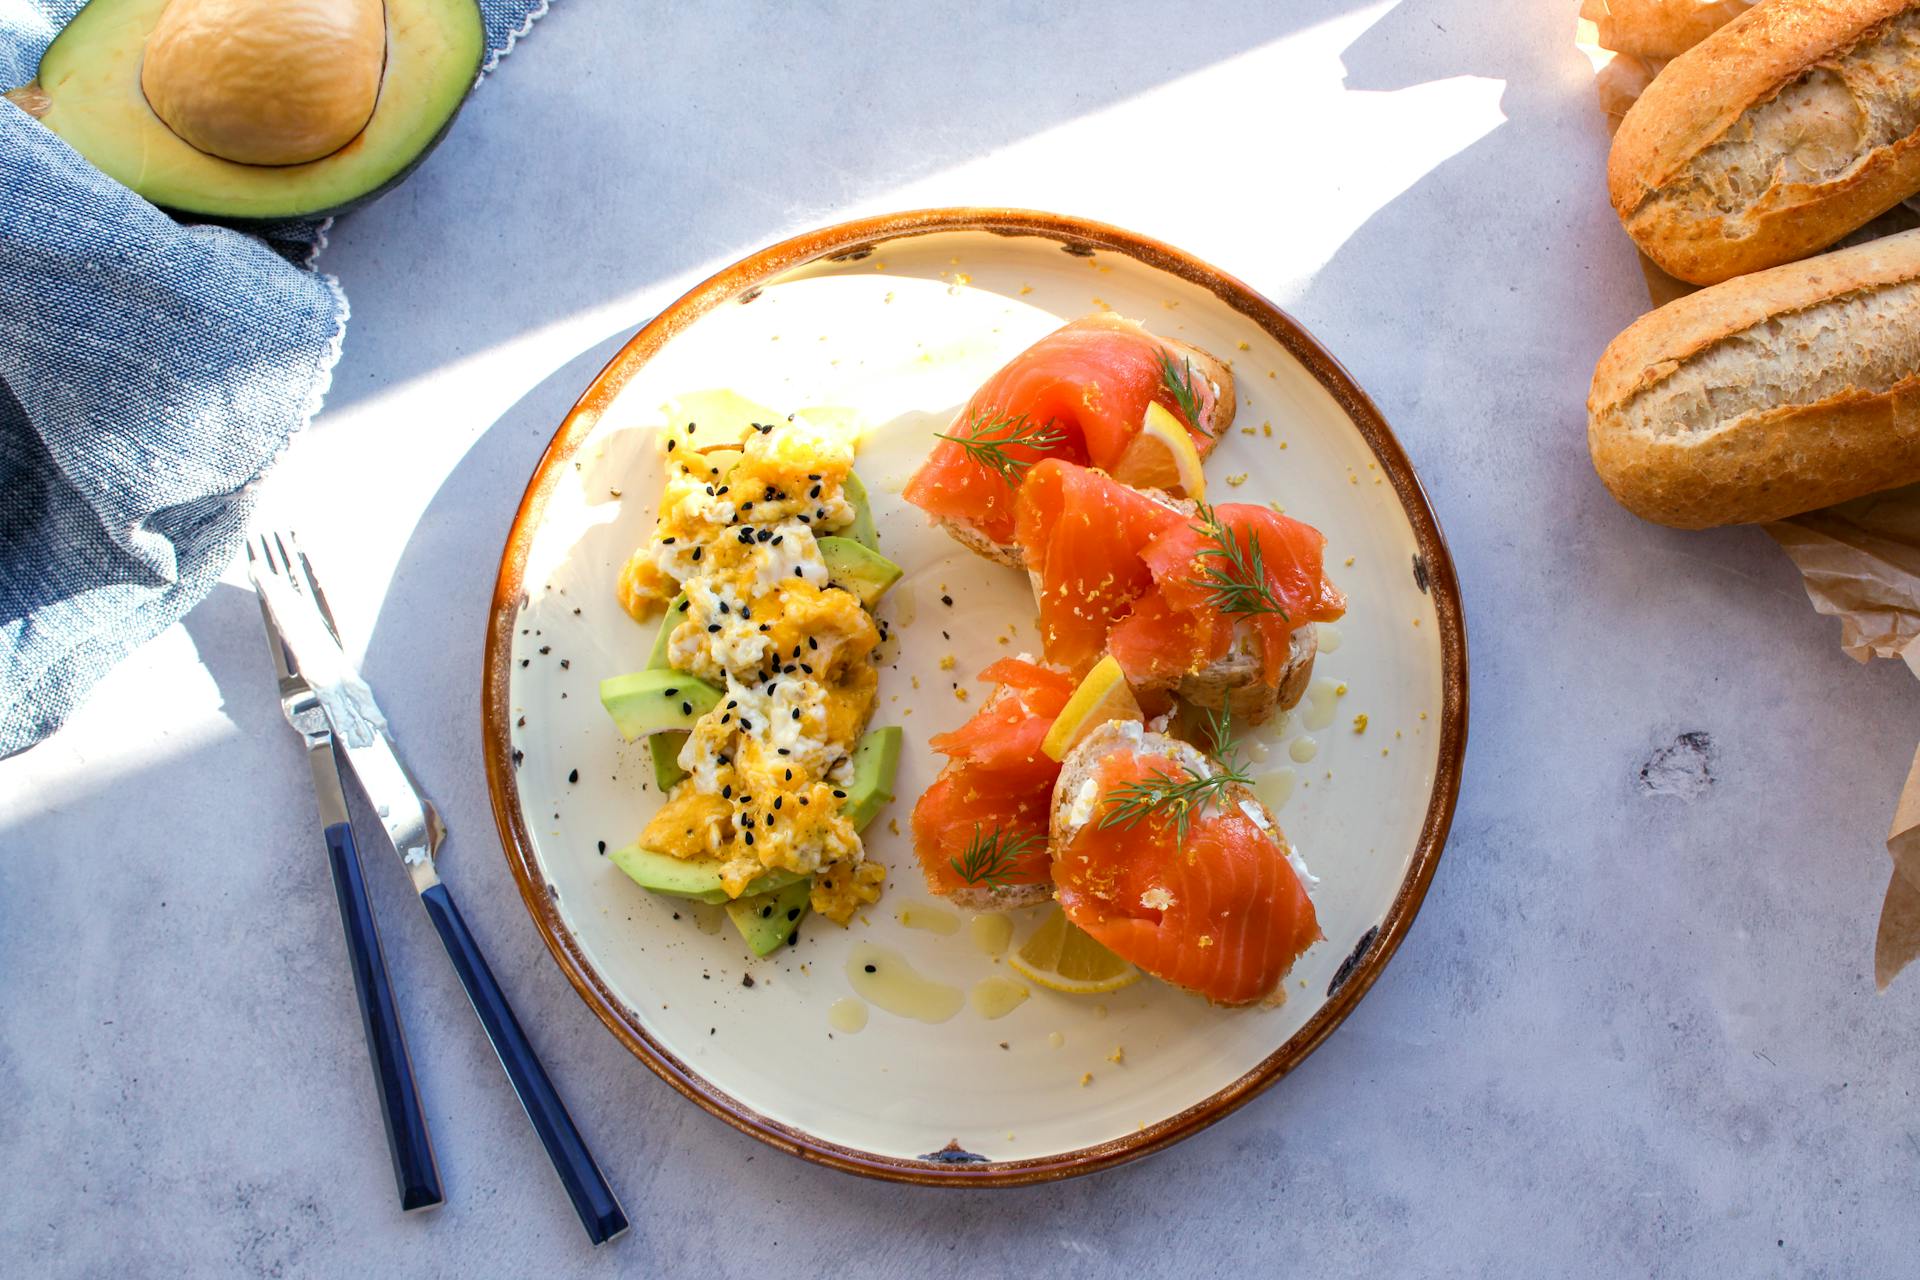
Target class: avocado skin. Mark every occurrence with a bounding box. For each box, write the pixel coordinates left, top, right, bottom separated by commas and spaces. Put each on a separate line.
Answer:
17, 0, 484, 225
725, 879, 812, 956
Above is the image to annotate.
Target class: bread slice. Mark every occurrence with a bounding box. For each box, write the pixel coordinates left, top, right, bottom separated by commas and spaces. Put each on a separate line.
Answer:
1170, 622, 1318, 726
1049, 721, 1296, 1008
935, 333, 1237, 568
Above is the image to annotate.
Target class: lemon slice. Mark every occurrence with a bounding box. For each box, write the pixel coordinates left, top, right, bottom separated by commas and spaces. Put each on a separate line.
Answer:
1111, 400, 1206, 498
1009, 907, 1142, 995
1041, 655, 1143, 762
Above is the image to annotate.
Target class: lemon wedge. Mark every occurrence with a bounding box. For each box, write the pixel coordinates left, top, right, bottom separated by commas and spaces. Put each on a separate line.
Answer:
1041, 655, 1142, 762
1009, 907, 1142, 995
1111, 400, 1206, 498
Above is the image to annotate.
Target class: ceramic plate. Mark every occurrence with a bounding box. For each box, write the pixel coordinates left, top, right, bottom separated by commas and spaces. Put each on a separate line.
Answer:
484, 210, 1467, 1184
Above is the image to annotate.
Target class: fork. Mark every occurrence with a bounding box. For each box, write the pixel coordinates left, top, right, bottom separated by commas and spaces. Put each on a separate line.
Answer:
248, 538, 443, 1213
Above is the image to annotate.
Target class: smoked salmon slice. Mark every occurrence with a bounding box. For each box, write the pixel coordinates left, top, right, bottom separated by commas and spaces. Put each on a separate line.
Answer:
903, 315, 1227, 548
912, 659, 1073, 897
1014, 459, 1345, 684
1053, 735, 1320, 1006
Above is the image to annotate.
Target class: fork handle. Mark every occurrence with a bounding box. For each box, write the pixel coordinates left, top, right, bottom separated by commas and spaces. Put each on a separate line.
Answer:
318, 801, 443, 1212
419, 882, 628, 1245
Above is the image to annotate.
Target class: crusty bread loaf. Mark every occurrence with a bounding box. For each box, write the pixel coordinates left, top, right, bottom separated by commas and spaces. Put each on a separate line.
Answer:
1592, 0, 1756, 60
1608, 0, 1920, 285
1588, 228, 1920, 528
935, 332, 1236, 568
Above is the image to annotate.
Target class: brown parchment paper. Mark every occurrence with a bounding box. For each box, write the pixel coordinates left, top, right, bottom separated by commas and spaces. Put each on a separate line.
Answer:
1576, 0, 1920, 987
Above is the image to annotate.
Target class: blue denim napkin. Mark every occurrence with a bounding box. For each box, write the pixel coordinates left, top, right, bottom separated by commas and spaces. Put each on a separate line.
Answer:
0, 0, 549, 756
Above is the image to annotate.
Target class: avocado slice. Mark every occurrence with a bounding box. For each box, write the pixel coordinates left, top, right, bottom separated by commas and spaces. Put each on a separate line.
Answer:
599, 670, 722, 742
647, 595, 687, 671
842, 727, 903, 832
843, 470, 880, 551
725, 879, 813, 956
6, 0, 483, 222
641, 596, 695, 789
819, 537, 903, 608
609, 844, 805, 905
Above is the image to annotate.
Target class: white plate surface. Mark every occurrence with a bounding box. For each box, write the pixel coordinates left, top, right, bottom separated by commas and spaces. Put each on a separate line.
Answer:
501, 224, 1456, 1169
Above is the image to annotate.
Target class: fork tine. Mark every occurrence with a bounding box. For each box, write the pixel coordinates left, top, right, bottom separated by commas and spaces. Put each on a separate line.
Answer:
287, 532, 343, 644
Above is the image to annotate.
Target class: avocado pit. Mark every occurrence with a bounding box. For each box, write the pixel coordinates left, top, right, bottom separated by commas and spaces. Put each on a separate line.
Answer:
140, 0, 386, 166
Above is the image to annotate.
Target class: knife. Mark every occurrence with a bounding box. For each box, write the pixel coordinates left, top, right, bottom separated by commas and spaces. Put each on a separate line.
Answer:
248, 530, 629, 1247
251, 556, 443, 1214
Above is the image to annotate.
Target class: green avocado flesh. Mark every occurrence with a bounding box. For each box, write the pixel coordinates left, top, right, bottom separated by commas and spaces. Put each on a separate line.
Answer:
842, 726, 902, 832
608, 844, 804, 905
644, 597, 693, 789
726, 879, 812, 956
14, 0, 483, 221
599, 670, 722, 741
842, 470, 879, 550
819, 537, 902, 607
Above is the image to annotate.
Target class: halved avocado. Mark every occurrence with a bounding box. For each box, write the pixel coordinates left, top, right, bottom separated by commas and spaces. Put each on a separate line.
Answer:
608, 843, 805, 905
819, 536, 903, 607
5, 0, 484, 222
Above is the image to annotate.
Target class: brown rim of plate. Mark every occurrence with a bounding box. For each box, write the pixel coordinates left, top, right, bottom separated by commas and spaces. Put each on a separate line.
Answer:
482, 207, 1469, 1187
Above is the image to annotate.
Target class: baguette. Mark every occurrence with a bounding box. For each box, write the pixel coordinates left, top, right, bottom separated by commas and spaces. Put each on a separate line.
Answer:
1591, 0, 1756, 60
1608, 0, 1920, 284
937, 334, 1236, 568
1587, 228, 1920, 528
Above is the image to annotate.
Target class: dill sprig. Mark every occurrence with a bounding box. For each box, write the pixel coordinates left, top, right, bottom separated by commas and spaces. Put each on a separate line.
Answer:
1098, 705, 1251, 847
935, 411, 1065, 485
949, 824, 1041, 888
1096, 757, 1255, 848
1156, 348, 1204, 427
1190, 503, 1289, 621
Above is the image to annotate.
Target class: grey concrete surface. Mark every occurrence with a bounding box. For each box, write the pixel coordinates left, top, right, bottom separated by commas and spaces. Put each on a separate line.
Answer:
4, 1, 1917, 1275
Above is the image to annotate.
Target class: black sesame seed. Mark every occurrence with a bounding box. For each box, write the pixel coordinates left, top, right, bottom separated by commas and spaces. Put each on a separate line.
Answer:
722, 785, 733, 799
719, 601, 730, 614
809, 484, 822, 499
519, 659, 528, 668
666, 439, 677, 452
568, 768, 579, 784
744, 832, 755, 846
833, 789, 846, 799
678, 598, 691, 612
773, 797, 783, 810
863, 964, 876, 974
777, 747, 790, 756
707, 624, 721, 633
597, 840, 606, 854
681, 702, 692, 716
941, 595, 954, 606
791, 709, 801, 721
787, 908, 801, 921
807, 636, 818, 650
772, 535, 784, 546
794, 566, 804, 578
665, 687, 679, 696
691, 547, 703, 562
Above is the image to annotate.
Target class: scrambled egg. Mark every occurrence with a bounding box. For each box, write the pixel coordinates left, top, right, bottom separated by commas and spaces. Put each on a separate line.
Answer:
620, 411, 885, 923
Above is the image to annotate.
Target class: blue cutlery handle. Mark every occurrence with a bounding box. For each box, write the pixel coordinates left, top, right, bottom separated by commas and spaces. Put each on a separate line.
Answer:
323, 821, 443, 1212
419, 882, 628, 1246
